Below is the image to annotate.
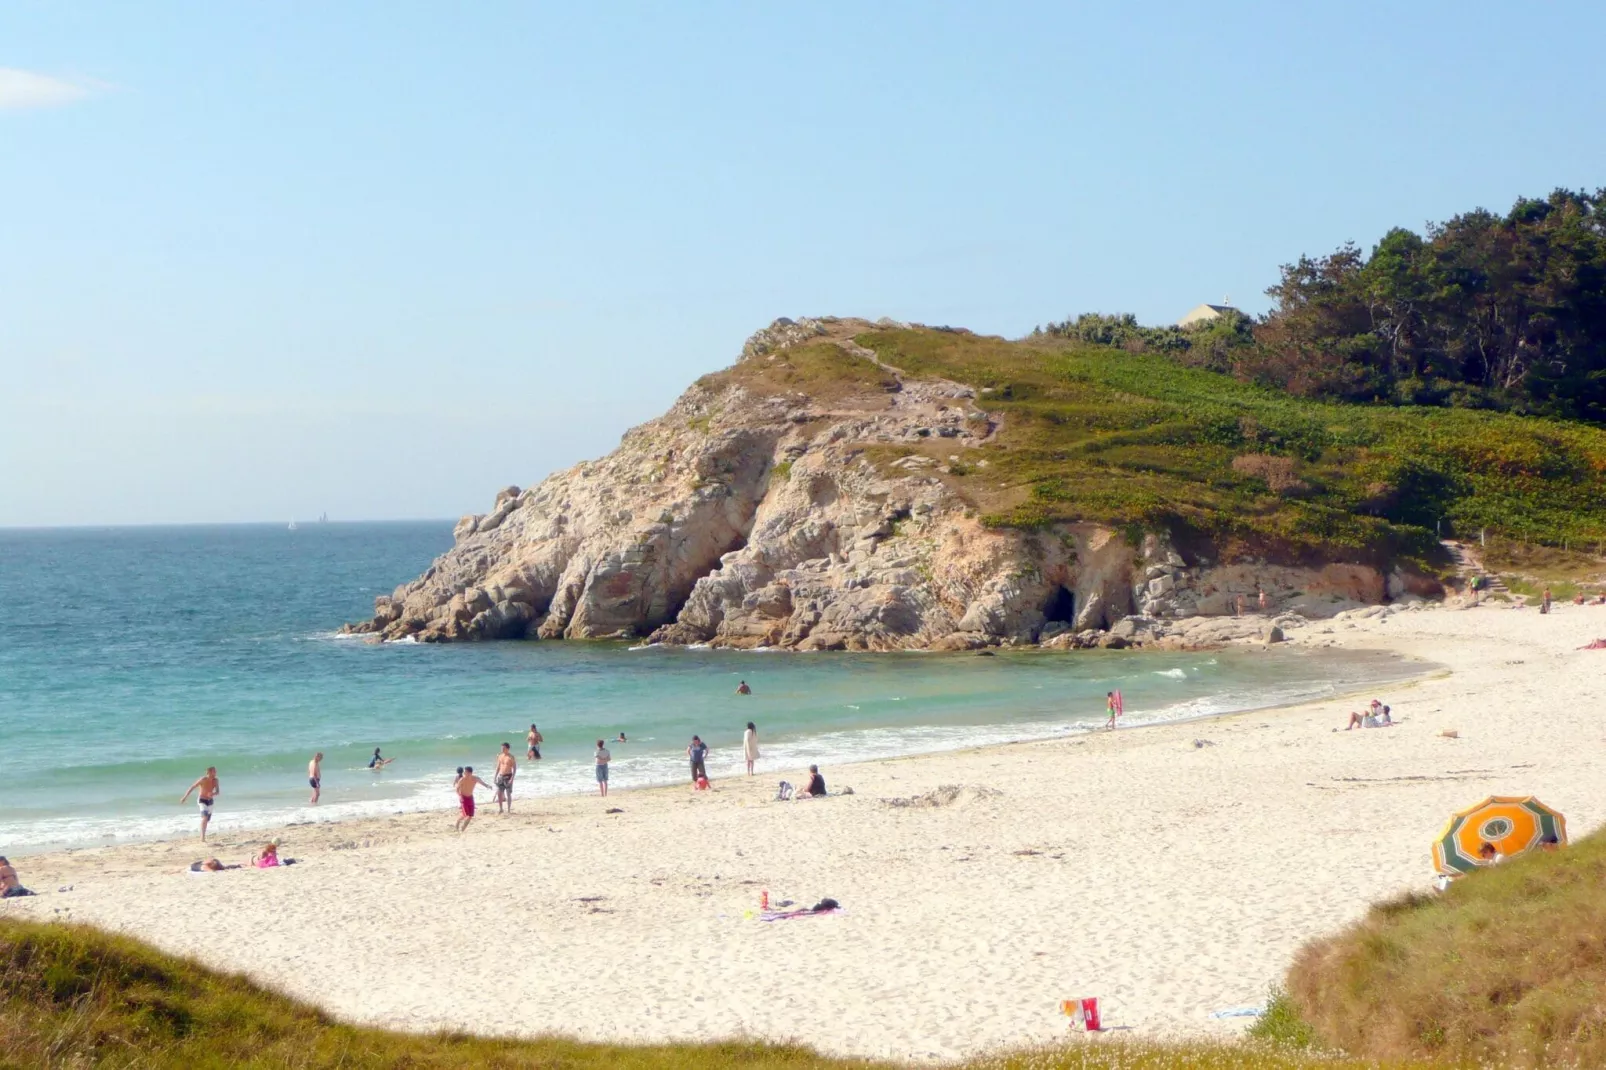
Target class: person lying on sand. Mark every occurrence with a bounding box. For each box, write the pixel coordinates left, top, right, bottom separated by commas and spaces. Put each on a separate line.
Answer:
797, 764, 827, 798
0, 856, 36, 897
188, 858, 241, 873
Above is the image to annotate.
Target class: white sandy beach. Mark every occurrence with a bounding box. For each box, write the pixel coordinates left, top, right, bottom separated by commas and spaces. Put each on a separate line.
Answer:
6, 603, 1605, 1062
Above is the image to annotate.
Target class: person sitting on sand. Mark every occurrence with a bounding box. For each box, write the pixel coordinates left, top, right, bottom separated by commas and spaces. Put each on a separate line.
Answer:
1541, 835, 1562, 852
252, 841, 282, 868
369, 747, 394, 770
0, 856, 35, 898
797, 764, 827, 798
1478, 842, 1503, 864
1345, 710, 1365, 730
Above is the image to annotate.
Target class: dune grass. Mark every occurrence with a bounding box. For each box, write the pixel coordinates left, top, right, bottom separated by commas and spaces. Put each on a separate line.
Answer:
0, 916, 1453, 1070
1282, 828, 1606, 1067
831, 327, 1606, 570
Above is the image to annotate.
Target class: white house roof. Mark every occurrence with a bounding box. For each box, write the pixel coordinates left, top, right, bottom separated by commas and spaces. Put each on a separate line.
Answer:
1177, 303, 1238, 328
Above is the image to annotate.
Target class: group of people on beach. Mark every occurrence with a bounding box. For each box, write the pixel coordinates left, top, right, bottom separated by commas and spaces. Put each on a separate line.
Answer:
168, 677, 826, 843
449, 740, 522, 830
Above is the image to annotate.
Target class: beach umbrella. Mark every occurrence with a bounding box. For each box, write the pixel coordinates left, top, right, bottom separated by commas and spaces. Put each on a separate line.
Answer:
1432, 796, 1567, 875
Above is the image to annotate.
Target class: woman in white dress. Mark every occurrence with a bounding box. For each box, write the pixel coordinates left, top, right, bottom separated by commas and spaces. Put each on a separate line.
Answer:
743, 721, 759, 775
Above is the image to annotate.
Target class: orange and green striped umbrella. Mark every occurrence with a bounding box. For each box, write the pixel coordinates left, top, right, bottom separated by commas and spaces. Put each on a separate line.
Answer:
1432, 796, 1567, 875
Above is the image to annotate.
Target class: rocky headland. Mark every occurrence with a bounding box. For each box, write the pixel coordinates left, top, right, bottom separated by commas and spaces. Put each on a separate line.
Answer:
343, 318, 1444, 650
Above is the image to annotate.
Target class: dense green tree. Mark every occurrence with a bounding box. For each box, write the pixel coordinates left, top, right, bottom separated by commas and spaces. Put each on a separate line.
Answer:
1246, 188, 1606, 420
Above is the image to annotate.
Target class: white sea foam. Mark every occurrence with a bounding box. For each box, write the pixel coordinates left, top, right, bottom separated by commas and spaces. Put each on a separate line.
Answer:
1154, 668, 1188, 679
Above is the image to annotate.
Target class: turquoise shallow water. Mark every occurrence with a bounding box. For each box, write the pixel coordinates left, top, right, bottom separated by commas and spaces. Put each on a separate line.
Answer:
0, 522, 1422, 854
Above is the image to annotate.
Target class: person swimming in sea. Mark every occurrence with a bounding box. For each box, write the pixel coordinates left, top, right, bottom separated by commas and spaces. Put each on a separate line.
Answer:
735, 680, 751, 695
369, 747, 394, 770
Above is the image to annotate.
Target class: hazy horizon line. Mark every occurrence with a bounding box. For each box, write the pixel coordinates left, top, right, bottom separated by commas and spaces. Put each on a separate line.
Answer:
0, 517, 459, 532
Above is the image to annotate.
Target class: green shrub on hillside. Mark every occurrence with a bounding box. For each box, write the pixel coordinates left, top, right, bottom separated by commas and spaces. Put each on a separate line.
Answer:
1283, 829, 1606, 1067
854, 328, 1606, 564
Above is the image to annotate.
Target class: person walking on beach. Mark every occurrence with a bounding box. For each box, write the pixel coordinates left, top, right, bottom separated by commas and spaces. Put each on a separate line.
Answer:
453, 766, 490, 832
308, 752, 323, 805
688, 735, 709, 784
1542, 587, 1553, 614
526, 724, 543, 760
179, 767, 221, 842
1105, 691, 1120, 730
1258, 587, 1268, 613
369, 747, 394, 770
493, 742, 517, 814
594, 740, 611, 797
743, 721, 759, 775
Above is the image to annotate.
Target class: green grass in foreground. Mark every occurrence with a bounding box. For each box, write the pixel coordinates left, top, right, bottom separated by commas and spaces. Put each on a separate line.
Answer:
0, 917, 1443, 1070
1282, 828, 1606, 1067
827, 328, 1606, 568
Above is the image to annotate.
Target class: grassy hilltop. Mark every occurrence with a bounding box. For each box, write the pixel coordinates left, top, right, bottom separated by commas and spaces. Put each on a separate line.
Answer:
723, 325, 1606, 573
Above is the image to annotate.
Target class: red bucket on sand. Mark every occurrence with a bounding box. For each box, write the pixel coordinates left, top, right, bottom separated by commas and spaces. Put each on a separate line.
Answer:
1059, 997, 1102, 1031
1081, 997, 1101, 1031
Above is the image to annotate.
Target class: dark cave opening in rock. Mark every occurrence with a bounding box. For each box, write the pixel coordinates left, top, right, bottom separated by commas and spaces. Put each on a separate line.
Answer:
1042, 585, 1076, 625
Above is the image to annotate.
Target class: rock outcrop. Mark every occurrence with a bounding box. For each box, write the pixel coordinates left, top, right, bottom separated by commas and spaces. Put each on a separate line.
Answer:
344, 317, 1428, 648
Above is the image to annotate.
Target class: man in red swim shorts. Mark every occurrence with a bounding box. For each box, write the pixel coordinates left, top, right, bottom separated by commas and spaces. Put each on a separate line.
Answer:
453, 766, 490, 832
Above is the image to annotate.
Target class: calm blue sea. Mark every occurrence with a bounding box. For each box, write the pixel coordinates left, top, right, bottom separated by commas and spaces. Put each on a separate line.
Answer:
0, 522, 1421, 854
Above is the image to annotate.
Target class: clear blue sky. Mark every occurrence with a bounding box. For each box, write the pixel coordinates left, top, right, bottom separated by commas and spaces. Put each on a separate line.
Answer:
3, 1, 1603, 526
